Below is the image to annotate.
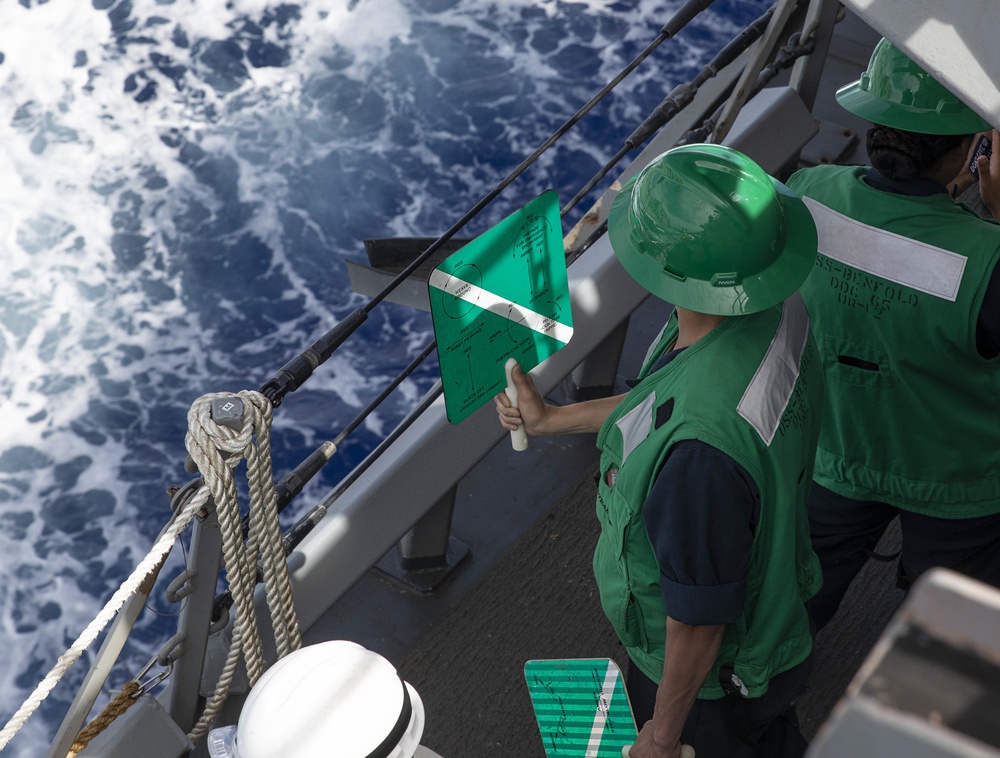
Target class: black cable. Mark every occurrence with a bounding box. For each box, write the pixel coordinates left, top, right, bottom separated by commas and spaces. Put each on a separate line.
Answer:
560, 5, 776, 220
234, 339, 440, 541
257, 0, 717, 408
678, 32, 817, 145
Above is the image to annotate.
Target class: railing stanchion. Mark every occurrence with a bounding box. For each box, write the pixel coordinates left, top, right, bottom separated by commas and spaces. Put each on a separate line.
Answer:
376, 487, 470, 593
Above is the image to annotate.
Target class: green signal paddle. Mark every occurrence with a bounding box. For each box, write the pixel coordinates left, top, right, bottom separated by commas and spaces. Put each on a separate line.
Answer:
428, 190, 573, 443
525, 659, 697, 758
524, 658, 636, 757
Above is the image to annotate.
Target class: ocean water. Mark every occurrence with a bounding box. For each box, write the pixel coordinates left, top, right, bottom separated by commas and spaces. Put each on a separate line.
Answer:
0, 0, 768, 753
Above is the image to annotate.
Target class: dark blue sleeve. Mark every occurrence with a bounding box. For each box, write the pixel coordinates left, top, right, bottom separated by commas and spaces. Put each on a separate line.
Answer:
977, 262, 1000, 359
641, 439, 759, 626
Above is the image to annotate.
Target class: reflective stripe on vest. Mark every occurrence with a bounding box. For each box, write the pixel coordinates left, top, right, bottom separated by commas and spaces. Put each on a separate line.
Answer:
620, 296, 811, 455
737, 293, 810, 445
802, 197, 967, 301
616, 391, 657, 468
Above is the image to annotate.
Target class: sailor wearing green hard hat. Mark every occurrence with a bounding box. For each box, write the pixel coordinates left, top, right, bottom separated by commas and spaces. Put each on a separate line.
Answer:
785, 37, 1000, 635
835, 36, 991, 135
497, 143, 825, 758
608, 142, 817, 315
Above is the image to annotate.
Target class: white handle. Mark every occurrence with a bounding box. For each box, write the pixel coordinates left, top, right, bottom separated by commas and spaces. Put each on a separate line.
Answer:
504, 358, 529, 452
622, 744, 695, 757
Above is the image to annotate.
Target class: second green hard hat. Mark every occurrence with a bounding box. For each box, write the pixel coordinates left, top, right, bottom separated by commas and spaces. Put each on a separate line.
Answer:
607, 143, 817, 316
836, 38, 990, 135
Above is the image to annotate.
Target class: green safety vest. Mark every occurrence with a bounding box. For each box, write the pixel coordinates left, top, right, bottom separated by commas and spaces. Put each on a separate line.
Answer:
592, 294, 823, 699
788, 165, 1000, 517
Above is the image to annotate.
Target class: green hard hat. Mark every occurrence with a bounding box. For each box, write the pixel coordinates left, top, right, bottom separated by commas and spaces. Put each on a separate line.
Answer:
836, 38, 990, 134
607, 144, 817, 316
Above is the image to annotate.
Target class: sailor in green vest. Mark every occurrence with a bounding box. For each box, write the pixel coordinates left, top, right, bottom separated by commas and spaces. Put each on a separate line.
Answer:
497, 144, 824, 758
785, 38, 1000, 631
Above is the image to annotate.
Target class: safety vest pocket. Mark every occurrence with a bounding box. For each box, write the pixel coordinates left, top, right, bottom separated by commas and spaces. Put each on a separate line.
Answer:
822, 333, 894, 389
595, 464, 628, 559
595, 563, 647, 649
594, 501, 648, 650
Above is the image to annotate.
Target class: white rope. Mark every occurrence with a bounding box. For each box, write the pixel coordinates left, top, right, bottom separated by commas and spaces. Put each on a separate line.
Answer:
185, 390, 301, 743
0, 477, 210, 750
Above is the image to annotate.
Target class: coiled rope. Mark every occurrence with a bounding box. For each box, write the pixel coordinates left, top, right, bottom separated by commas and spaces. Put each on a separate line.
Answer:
0, 390, 301, 752
185, 390, 301, 743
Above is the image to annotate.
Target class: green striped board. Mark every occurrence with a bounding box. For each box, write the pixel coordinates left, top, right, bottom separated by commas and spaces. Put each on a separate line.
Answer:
428, 189, 573, 424
524, 658, 637, 757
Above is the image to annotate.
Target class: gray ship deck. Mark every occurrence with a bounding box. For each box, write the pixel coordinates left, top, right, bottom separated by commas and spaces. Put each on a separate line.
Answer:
303, 11, 925, 756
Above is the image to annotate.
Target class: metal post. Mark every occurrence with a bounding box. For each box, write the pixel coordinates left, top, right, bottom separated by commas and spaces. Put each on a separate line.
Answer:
788, 0, 843, 112
376, 486, 470, 593
165, 506, 224, 734
712, 0, 801, 144
45, 577, 156, 758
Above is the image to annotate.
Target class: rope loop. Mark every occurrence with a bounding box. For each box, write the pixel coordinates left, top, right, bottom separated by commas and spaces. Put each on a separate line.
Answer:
184, 390, 302, 744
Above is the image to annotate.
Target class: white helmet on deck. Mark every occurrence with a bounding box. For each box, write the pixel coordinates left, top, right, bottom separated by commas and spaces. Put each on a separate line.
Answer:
207, 640, 427, 758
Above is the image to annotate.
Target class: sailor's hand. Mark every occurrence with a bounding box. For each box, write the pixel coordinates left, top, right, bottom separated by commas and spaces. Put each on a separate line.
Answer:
622, 726, 694, 758
494, 362, 547, 435
977, 128, 1000, 219
951, 135, 981, 198
621, 743, 695, 758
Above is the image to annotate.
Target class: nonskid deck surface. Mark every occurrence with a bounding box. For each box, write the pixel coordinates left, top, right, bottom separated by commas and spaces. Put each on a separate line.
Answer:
395, 456, 903, 758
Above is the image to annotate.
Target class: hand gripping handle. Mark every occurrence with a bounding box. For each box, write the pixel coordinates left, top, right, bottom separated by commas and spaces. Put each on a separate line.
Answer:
622, 744, 695, 758
504, 358, 529, 452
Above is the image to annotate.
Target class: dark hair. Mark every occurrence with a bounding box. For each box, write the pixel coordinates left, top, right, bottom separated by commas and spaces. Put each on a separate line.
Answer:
866, 126, 969, 180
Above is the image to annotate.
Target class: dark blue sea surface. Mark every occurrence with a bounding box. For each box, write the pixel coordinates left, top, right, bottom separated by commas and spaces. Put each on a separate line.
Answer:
0, 0, 768, 753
